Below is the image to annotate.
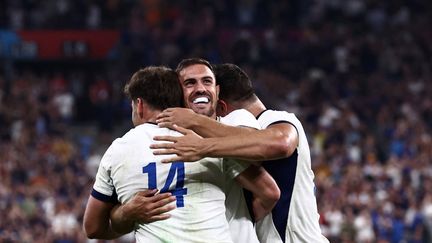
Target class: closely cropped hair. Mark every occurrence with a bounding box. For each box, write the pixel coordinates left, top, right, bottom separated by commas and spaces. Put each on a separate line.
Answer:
213, 63, 255, 103
176, 58, 214, 75
124, 66, 184, 110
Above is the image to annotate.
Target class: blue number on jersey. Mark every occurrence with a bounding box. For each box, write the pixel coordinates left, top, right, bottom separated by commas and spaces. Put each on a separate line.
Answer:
142, 162, 188, 207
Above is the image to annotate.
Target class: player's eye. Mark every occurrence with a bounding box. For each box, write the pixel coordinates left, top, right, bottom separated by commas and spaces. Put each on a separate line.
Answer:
183, 80, 195, 87
203, 78, 213, 84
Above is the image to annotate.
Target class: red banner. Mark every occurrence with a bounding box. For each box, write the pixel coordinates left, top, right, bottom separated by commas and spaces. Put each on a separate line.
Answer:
16, 30, 120, 59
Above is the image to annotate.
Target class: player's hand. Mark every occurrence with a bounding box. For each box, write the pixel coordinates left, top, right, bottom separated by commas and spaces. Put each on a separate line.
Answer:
151, 124, 206, 163
156, 108, 198, 129
120, 189, 177, 224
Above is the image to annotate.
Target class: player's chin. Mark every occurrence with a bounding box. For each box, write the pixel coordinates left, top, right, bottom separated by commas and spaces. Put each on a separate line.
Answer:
189, 105, 211, 116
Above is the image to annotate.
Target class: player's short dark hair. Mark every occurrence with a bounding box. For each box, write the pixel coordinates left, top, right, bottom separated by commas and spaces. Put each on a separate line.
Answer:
176, 58, 214, 75
124, 66, 184, 110
213, 63, 255, 103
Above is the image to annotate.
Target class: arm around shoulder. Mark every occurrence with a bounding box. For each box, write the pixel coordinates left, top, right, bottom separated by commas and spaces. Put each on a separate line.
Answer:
260, 122, 298, 159
199, 123, 298, 161
156, 107, 255, 138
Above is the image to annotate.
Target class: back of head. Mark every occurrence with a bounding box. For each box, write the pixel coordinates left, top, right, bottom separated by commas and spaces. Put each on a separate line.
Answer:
176, 57, 214, 74
213, 63, 255, 103
124, 66, 183, 110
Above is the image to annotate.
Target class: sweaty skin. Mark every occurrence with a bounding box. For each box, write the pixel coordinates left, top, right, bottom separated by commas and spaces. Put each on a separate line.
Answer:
151, 109, 297, 163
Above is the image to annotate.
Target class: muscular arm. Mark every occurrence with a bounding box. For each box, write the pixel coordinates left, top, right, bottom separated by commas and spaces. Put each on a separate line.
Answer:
83, 196, 124, 239
156, 108, 254, 138
200, 123, 297, 161
235, 165, 280, 221
152, 123, 298, 162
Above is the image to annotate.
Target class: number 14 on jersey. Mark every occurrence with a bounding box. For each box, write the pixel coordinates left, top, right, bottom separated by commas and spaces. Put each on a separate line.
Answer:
142, 162, 188, 207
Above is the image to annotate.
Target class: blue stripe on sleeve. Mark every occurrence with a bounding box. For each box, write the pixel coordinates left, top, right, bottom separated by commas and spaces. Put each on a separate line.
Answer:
91, 189, 119, 204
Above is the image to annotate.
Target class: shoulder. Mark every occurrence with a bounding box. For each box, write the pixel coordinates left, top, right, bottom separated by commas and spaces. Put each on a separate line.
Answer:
257, 109, 300, 129
220, 109, 259, 129
107, 127, 139, 152
101, 125, 152, 162
116, 123, 179, 144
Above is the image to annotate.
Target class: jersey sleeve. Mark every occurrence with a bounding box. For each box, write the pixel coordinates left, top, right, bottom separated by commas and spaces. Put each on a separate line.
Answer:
223, 158, 250, 179
219, 109, 256, 178
257, 110, 298, 131
91, 148, 118, 203
220, 109, 260, 129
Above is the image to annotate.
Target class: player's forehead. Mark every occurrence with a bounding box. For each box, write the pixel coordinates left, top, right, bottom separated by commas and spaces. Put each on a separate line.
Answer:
178, 64, 215, 82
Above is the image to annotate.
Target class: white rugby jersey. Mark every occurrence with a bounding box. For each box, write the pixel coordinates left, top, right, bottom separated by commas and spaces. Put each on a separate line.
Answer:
91, 109, 259, 243
220, 109, 260, 243
254, 110, 329, 243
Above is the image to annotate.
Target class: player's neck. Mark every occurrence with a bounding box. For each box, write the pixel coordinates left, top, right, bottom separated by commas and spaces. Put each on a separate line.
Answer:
143, 110, 162, 124
245, 99, 266, 117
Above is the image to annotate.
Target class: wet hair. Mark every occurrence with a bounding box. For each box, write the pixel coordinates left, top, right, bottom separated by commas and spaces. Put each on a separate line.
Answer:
213, 63, 255, 103
124, 66, 184, 110
175, 58, 214, 75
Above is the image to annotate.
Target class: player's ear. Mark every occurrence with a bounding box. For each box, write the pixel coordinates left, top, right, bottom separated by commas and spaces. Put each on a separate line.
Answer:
136, 98, 145, 118
216, 100, 228, 117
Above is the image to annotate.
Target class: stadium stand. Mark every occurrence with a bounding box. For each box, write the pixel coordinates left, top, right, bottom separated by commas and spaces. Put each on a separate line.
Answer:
0, 1, 431, 242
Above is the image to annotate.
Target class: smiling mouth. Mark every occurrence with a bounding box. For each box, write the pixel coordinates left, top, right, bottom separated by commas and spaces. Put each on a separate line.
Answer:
193, 97, 210, 104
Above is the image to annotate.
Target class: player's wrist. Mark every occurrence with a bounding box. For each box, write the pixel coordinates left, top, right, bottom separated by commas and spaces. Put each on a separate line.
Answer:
202, 138, 217, 157
117, 202, 134, 222
185, 113, 202, 129
110, 204, 136, 234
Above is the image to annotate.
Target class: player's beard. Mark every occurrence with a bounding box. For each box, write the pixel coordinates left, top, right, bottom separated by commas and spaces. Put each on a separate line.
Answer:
189, 104, 216, 118
186, 93, 217, 118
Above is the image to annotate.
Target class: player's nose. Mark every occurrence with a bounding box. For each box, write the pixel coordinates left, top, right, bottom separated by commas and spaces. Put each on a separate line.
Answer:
194, 81, 206, 92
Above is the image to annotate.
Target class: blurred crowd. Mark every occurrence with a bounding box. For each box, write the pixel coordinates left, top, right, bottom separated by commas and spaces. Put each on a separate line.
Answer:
1, 0, 432, 242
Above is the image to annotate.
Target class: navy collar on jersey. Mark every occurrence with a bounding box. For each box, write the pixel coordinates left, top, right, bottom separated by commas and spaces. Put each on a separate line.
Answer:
256, 109, 269, 119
